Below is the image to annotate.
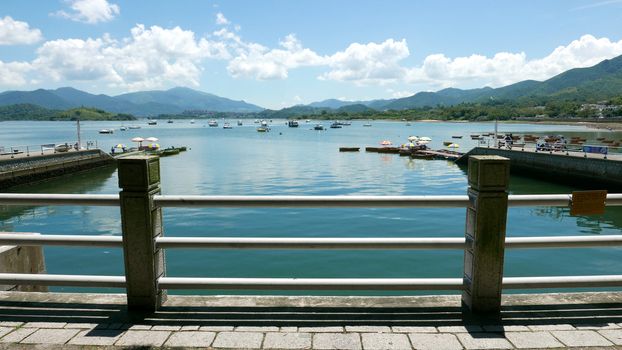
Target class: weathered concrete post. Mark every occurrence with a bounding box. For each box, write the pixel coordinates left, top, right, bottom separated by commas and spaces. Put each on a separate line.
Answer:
462, 155, 510, 315
118, 156, 165, 312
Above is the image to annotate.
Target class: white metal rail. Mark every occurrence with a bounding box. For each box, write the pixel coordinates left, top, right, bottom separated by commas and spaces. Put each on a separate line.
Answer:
3, 234, 622, 250
1, 193, 621, 208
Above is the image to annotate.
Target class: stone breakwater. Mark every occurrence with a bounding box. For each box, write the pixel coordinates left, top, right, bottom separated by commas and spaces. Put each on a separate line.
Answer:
0, 150, 114, 189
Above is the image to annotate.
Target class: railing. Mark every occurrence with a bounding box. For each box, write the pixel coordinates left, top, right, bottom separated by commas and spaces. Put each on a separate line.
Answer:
0, 140, 98, 158
0, 155, 620, 314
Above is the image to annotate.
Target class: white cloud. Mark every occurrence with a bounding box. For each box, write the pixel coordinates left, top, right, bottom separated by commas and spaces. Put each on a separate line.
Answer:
320, 39, 409, 85
32, 24, 229, 90
0, 16, 43, 45
215, 12, 230, 25
226, 33, 326, 80
404, 35, 622, 89
0, 60, 32, 86
54, 0, 120, 24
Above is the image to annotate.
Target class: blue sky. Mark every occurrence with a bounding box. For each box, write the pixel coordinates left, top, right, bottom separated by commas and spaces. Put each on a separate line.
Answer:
1, 0, 622, 109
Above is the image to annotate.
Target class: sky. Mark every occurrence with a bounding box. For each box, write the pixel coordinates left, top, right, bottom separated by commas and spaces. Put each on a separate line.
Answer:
1, 0, 622, 109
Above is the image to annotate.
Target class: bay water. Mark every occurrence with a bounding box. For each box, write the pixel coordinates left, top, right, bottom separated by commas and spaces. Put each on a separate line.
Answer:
1, 120, 621, 295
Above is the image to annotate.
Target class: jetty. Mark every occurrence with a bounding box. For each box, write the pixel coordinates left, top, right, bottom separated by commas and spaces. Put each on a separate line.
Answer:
0, 149, 114, 189
457, 146, 622, 188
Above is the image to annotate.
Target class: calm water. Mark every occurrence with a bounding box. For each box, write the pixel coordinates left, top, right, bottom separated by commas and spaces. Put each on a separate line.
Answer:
1, 120, 621, 295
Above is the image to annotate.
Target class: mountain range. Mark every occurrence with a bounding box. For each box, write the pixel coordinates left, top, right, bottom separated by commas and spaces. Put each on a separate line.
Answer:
0, 87, 263, 116
1, 54, 622, 116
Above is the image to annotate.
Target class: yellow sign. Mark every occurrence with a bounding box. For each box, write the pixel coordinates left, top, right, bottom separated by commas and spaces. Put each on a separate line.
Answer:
570, 190, 607, 216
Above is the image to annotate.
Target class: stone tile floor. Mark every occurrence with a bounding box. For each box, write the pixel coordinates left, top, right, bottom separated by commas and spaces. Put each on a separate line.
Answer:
1, 291, 622, 349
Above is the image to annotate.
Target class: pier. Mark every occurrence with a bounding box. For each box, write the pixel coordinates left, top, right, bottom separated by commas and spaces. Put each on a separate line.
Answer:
457, 146, 622, 189
0, 149, 114, 189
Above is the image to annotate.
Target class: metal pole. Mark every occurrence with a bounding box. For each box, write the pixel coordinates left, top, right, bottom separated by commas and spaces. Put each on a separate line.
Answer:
462, 155, 510, 315
118, 156, 165, 312
494, 119, 498, 148
77, 119, 81, 151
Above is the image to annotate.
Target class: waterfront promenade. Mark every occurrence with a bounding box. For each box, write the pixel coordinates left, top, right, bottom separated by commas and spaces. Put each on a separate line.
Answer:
2, 291, 622, 349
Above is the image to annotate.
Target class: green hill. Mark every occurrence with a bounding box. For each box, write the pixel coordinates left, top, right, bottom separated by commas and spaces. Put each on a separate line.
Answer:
0, 104, 136, 121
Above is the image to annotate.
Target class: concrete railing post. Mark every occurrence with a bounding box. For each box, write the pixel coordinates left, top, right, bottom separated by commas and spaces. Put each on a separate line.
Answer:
462, 155, 510, 315
118, 156, 165, 312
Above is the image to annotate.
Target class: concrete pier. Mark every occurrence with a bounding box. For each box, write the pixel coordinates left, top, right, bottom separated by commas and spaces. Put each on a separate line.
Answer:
0, 291, 621, 348
0, 149, 114, 189
457, 147, 622, 189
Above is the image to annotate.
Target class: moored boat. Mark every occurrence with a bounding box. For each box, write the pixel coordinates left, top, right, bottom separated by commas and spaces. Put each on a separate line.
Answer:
363, 123, 372, 127
257, 127, 269, 132
208, 120, 218, 127
288, 120, 299, 127
237, 120, 243, 126
148, 120, 157, 125
99, 129, 114, 134
314, 124, 325, 130
223, 122, 233, 129
330, 122, 342, 128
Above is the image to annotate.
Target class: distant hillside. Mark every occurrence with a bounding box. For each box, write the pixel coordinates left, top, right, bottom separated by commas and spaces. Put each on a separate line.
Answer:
115, 87, 263, 113
0, 104, 136, 121
382, 54, 622, 109
0, 87, 264, 116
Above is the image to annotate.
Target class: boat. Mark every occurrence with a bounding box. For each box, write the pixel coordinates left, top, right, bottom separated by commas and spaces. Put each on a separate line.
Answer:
120, 126, 127, 131
340, 121, 352, 126
314, 124, 324, 130
190, 119, 195, 124
237, 120, 243, 126
128, 125, 141, 129
339, 147, 360, 152
305, 119, 311, 123
363, 123, 372, 127
148, 120, 157, 125
254, 119, 260, 124
260, 120, 269, 127
405, 122, 412, 126
443, 141, 453, 146
452, 136, 463, 139
256, 127, 269, 132
98, 129, 114, 134
330, 122, 342, 129
223, 123, 233, 129
288, 120, 299, 127
167, 120, 174, 124
208, 120, 218, 127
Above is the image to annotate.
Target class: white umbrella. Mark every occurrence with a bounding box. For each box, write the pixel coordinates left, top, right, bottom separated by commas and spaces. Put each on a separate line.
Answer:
417, 140, 430, 145
419, 136, 431, 141
407, 136, 419, 142
131, 137, 144, 147
145, 137, 159, 142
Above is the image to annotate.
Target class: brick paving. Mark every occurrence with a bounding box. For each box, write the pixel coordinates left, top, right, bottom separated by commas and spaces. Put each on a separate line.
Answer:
0, 292, 622, 348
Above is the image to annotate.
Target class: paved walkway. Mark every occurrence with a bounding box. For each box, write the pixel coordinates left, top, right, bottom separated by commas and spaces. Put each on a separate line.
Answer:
1, 291, 622, 349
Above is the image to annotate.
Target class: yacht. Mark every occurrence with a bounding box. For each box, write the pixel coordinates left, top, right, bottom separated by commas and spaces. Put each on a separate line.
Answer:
119, 126, 127, 131
208, 120, 218, 127
128, 125, 141, 129
223, 122, 233, 129
167, 120, 174, 124
288, 120, 299, 127
98, 129, 114, 134
148, 120, 157, 125
190, 119, 195, 124
330, 122, 342, 129
237, 120, 243, 126
314, 124, 324, 131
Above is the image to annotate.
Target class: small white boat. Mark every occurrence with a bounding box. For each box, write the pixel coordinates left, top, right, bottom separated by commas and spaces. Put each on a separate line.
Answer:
167, 120, 174, 124
128, 125, 141, 129
363, 123, 372, 127
208, 120, 218, 127
223, 123, 233, 129
260, 120, 269, 127
257, 127, 269, 132
237, 120, 243, 126
190, 119, 195, 124
148, 120, 157, 125
314, 124, 324, 131
120, 126, 127, 131
99, 129, 114, 134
